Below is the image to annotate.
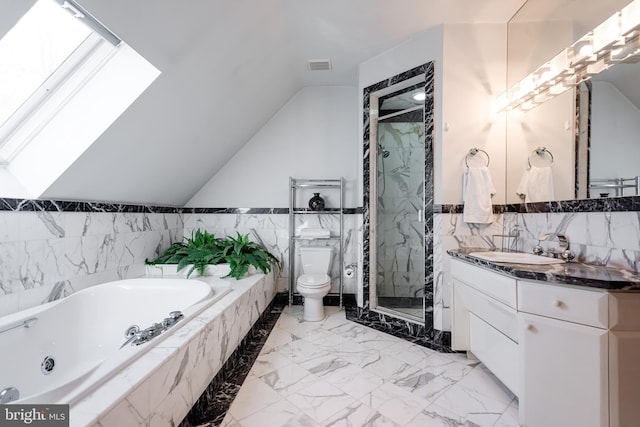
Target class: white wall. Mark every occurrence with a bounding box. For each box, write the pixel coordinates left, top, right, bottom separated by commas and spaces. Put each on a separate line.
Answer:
186, 86, 359, 208
441, 23, 507, 205
358, 26, 445, 205
591, 81, 640, 184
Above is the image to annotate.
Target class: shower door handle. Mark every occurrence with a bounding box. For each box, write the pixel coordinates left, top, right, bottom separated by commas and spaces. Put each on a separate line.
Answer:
418, 209, 423, 222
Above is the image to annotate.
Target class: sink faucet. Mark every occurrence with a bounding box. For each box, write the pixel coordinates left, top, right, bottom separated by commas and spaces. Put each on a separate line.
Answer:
533, 233, 574, 261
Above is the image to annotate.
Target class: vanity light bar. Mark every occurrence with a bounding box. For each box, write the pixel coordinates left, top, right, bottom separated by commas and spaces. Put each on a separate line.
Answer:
497, 0, 640, 113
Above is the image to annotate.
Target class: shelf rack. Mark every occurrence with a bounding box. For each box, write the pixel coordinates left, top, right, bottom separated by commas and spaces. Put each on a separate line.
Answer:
288, 177, 344, 308
589, 176, 640, 197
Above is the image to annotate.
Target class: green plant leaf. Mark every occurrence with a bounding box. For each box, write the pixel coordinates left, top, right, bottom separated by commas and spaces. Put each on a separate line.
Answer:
146, 229, 279, 281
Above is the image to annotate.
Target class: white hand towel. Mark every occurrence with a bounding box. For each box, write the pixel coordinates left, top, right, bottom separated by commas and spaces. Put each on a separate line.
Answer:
463, 166, 496, 224
516, 169, 529, 200
520, 165, 554, 203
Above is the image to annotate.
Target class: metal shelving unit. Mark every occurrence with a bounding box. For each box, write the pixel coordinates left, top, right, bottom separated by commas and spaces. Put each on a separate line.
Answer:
289, 177, 344, 308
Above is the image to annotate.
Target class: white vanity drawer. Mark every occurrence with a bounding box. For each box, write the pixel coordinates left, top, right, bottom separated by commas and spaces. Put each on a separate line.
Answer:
469, 313, 519, 397
451, 259, 517, 308
455, 279, 518, 341
517, 280, 609, 329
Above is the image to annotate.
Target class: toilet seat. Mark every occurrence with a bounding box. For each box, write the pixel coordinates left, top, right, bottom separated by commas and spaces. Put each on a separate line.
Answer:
297, 273, 330, 288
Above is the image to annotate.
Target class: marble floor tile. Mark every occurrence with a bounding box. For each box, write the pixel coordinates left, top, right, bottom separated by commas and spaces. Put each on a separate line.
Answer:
276, 337, 331, 365
227, 374, 285, 420
406, 402, 500, 427
263, 328, 298, 350
358, 381, 432, 425
285, 378, 358, 423
258, 362, 315, 396
386, 339, 437, 365
248, 347, 293, 377
236, 399, 320, 427
320, 402, 400, 427
218, 307, 520, 427
494, 398, 520, 427
431, 369, 514, 425
317, 362, 385, 399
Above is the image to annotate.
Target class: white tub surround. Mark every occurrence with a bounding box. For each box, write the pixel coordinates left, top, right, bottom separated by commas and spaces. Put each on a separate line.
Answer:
1, 278, 229, 406
68, 271, 276, 426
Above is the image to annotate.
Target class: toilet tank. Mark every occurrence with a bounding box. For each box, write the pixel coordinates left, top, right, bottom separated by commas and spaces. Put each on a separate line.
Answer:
299, 246, 334, 274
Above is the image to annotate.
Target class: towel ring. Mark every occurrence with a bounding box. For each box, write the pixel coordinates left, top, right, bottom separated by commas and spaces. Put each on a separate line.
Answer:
465, 148, 490, 168
527, 147, 554, 168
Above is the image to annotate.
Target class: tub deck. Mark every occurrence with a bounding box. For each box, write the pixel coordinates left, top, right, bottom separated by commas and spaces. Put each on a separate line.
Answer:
69, 271, 275, 426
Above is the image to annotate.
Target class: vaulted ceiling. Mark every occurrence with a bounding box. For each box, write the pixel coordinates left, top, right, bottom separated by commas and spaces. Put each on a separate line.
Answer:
40, 0, 524, 206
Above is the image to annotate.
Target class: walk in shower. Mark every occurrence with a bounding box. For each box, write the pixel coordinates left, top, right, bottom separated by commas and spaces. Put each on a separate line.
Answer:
374, 89, 425, 319
364, 63, 434, 325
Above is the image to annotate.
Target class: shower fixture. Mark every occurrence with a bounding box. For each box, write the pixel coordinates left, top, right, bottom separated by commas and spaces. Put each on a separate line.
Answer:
378, 143, 390, 158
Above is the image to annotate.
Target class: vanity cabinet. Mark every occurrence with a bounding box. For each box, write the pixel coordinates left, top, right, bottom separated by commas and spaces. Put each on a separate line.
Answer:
451, 259, 519, 395
519, 311, 608, 427
451, 258, 640, 427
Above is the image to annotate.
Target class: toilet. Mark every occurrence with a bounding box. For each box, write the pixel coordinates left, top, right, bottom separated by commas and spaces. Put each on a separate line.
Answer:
297, 245, 334, 321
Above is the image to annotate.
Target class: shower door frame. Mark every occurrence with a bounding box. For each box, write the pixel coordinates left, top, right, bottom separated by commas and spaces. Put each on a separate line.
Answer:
368, 78, 426, 323
361, 62, 436, 337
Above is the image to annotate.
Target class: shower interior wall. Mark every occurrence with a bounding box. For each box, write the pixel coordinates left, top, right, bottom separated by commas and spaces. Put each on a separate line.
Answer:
376, 121, 426, 303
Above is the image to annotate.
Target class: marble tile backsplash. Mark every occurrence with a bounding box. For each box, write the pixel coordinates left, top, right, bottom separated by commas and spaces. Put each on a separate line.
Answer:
435, 209, 640, 334
504, 211, 640, 272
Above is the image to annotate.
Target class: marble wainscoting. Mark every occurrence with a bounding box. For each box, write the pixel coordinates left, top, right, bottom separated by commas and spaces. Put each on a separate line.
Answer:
504, 210, 640, 273
433, 210, 507, 333
0, 198, 183, 317
70, 271, 276, 426
182, 211, 361, 296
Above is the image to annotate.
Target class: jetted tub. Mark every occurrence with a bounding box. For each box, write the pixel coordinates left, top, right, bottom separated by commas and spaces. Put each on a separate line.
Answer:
0, 277, 231, 405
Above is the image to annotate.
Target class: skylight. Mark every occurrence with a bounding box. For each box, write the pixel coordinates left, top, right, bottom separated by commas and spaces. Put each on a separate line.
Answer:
0, 0, 91, 130
0, 0, 160, 198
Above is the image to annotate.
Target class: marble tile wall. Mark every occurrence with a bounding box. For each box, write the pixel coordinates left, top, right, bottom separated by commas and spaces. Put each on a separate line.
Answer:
0, 206, 183, 317
435, 207, 640, 334
182, 213, 361, 296
504, 210, 640, 272
0, 198, 361, 320
433, 212, 506, 332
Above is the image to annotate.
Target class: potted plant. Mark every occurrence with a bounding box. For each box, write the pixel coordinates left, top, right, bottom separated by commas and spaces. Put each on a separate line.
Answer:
145, 229, 279, 280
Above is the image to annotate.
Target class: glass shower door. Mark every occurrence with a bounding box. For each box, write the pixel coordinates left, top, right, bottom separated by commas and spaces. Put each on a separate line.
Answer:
374, 107, 425, 321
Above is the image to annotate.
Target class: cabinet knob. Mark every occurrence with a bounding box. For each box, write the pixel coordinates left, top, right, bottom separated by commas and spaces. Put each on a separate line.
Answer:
526, 323, 536, 332
553, 300, 563, 308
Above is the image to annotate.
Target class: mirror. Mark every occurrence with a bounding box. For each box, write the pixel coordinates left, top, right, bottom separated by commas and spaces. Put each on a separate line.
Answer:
506, 0, 637, 203
588, 62, 640, 198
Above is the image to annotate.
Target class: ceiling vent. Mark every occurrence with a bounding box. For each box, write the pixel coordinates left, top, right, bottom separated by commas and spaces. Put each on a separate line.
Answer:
307, 59, 332, 71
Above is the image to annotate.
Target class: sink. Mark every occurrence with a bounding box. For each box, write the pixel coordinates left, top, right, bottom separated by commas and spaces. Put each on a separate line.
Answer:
468, 252, 566, 265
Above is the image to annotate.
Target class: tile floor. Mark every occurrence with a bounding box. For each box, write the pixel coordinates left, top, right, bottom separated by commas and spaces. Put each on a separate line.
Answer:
220, 306, 520, 427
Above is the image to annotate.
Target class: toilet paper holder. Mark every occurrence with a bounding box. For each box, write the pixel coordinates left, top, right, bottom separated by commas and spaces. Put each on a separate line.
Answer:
343, 263, 357, 279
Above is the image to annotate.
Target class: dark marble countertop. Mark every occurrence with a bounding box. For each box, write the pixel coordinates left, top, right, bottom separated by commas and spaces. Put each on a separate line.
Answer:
447, 249, 640, 291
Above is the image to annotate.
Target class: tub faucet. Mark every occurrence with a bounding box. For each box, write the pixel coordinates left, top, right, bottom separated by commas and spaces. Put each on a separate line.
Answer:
120, 311, 183, 349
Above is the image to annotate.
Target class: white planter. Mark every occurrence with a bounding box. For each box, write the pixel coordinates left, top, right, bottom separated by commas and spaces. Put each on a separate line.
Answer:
145, 263, 232, 278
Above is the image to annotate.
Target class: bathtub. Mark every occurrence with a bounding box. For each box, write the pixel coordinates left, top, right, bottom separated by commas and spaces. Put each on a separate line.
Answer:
0, 277, 231, 405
